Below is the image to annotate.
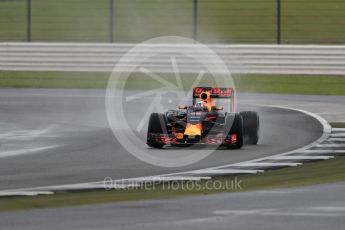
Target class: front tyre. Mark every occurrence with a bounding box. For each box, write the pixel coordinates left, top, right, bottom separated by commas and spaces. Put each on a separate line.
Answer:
240, 111, 259, 145
147, 113, 168, 149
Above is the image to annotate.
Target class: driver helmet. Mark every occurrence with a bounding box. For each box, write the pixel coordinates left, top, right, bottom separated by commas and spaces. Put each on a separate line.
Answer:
194, 101, 207, 108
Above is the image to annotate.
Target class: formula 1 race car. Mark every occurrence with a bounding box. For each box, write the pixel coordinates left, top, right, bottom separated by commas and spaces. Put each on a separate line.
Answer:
147, 87, 259, 149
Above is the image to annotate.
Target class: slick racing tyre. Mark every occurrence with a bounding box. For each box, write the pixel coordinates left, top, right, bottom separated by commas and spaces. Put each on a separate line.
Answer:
224, 113, 243, 149
147, 113, 168, 149
240, 111, 259, 145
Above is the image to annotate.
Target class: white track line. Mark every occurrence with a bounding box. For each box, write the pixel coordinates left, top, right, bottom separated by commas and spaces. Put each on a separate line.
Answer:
0, 145, 59, 158
327, 138, 345, 142
313, 144, 345, 148
332, 128, 345, 132
0, 191, 54, 197
233, 162, 301, 167
331, 133, 345, 138
268, 156, 334, 160
300, 150, 345, 154
190, 169, 263, 175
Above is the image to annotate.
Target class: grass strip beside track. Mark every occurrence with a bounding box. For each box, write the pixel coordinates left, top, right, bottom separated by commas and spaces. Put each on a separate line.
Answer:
331, 123, 345, 128
2, 0, 345, 44
1, 155, 345, 212
1, 71, 345, 95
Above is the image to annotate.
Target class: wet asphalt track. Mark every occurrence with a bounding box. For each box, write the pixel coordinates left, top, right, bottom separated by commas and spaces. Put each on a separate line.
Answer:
0, 89, 323, 190
2, 182, 344, 230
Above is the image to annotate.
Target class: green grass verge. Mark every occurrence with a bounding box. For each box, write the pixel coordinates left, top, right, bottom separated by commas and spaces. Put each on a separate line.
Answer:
330, 122, 345, 128
1, 156, 345, 212
1, 0, 345, 43
1, 71, 345, 95
0, 71, 109, 89
233, 74, 345, 95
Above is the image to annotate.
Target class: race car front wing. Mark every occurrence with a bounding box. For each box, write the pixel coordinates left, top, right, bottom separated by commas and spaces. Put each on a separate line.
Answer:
147, 133, 238, 146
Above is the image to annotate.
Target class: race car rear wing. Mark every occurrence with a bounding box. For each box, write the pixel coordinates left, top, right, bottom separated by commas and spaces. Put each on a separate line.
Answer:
193, 87, 234, 99
193, 87, 235, 112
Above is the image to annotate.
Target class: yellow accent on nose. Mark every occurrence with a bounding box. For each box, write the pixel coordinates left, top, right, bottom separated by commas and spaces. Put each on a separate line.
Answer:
184, 124, 202, 136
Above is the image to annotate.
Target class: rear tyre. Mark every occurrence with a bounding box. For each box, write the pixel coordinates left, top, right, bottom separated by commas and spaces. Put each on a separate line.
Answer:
147, 113, 168, 149
224, 113, 243, 149
240, 111, 259, 145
